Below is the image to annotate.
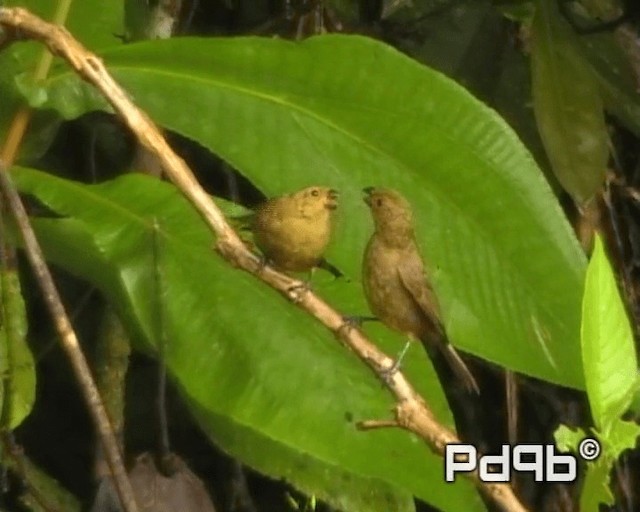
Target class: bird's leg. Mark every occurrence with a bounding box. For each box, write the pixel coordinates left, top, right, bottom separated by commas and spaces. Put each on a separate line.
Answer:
382, 339, 412, 380
317, 258, 346, 280
341, 315, 379, 328
285, 268, 314, 303
254, 252, 273, 274
307, 266, 316, 286
287, 267, 314, 291
337, 316, 378, 340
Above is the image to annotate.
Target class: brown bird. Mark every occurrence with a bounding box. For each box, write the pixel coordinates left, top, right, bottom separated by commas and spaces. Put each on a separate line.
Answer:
361, 187, 479, 394
249, 186, 339, 274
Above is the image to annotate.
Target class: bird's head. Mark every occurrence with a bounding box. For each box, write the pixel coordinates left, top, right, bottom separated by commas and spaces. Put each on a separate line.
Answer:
291, 186, 339, 217
363, 187, 415, 242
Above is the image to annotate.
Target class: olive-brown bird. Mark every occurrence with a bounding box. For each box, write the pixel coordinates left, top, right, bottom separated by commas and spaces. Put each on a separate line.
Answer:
249, 186, 339, 274
362, 187, 479, 394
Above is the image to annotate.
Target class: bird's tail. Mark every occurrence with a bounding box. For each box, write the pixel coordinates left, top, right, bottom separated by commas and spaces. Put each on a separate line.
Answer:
440, 343, 480, 395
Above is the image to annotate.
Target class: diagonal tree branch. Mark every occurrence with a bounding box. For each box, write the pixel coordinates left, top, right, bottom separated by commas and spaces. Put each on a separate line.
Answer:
0, 7, 528, 511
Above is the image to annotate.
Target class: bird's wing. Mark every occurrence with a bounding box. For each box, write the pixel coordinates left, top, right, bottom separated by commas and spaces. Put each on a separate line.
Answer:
253, 200, 286, 232
396, 245, 443, 328
398, 245, 480, 394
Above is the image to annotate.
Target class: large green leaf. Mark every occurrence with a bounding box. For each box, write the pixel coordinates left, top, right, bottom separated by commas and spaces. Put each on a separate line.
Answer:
39, 35, 587, 388
581, 234, 638, 433
12, 167, 468, 512
531, 0, 608, 205
555, 233, 640, 511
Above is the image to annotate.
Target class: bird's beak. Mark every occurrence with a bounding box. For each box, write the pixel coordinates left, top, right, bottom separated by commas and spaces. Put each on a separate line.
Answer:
325, 189, 339, 210
362, 187, 375, 206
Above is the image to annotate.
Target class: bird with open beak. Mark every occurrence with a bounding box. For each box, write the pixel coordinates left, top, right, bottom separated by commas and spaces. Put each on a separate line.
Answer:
250, 186, 339, 275
361, 187, 479, 394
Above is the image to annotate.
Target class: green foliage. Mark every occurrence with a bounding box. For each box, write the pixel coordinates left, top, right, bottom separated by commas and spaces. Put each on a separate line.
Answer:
0, 0, 123, 159
0, 265, 36, 430
40, 35, 587, 387
2, 454, 82, 512
1, 24, 593, 509
8, 1, 633, 509
581, 235, 639, 432
11, 167, 458, 512
579, 30, 640, 137
555, 424, 615, 509
531, 0, 608, 205
555, 235, 640, 511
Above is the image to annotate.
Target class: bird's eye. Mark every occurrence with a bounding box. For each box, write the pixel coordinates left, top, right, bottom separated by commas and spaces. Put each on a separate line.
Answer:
311, 189, 320, 197
375, 198, 383, 207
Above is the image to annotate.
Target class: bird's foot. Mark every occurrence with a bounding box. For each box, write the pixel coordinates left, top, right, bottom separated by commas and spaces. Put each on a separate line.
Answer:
342, 315, 378, 327
337, 316, 379, 339
379, 340, 412, 383
380, 359, 402, 383
286, 280, 311, 303
317, 258, 348, 281
254, 253, 271, 272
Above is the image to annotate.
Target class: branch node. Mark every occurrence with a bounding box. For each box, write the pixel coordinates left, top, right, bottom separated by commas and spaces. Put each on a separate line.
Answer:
335, 318, 357, 342
285, 282, 310, 303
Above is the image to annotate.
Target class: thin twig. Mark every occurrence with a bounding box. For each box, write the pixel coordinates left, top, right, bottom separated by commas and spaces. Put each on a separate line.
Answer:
0, 8, 527, 511
0, 161, 139, 512
151, 219, 172, 465
357, 419, 400, 430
